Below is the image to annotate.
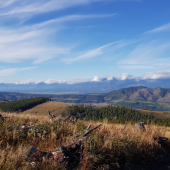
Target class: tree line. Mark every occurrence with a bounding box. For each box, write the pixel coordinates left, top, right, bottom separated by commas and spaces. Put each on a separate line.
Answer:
67, 104, 170, 126
0, 97, 51, 112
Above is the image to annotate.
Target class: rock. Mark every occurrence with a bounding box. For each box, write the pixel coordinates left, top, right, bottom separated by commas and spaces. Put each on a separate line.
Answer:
135, 122, 146, 131
19, 125, 27, 131
158, 137, 168, 144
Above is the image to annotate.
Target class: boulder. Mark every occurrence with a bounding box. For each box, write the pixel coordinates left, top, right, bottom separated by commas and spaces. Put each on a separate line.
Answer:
135, 122, 146, 131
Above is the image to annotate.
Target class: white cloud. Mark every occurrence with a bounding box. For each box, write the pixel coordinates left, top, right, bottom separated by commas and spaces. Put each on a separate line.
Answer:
143, 71, 170, 80
67, 78, 91, 84
0, 66, 38, 76
45, 79, 67, 84
2, 71, 170, 84
107, 75, 114, 81
42, 75, 115, 84
15, 79, 42, 84
120, 73, 133, 80
145, 23, 170, 34
91, 76, 102, 82
91, 75, 116, 82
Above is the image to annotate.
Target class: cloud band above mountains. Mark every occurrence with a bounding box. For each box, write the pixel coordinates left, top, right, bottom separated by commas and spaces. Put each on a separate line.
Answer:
0, 71, 169, 85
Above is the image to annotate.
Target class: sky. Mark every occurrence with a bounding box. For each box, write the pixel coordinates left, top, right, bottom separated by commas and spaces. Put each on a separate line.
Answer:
0, 0, 170, 84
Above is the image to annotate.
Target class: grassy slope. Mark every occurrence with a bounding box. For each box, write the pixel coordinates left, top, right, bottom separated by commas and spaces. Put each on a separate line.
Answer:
2, 101, 170, 121
136, 109, 170, 118
28, 101, 170, 119
2, 101, 169, 120
1, 105, 170, 169
22, 101, 70, 116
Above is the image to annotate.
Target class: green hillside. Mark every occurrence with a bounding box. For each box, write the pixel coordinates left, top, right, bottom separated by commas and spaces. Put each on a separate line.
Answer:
108, 100, 170, 111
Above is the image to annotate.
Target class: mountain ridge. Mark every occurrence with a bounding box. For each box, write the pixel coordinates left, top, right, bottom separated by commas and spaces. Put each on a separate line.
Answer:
1, 86, 170, 111
104, 86, 170, 102
2, 78, 170, 93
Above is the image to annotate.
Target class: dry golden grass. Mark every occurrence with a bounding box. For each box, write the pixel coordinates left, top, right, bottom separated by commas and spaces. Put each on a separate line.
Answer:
135, 108, 170, 118
0, 111, 49, 124
22, 101, 70, 116
1, 112, 170, 169
2, 103, 170, 169
82, 119, 170, 143
0, 102, 70, 124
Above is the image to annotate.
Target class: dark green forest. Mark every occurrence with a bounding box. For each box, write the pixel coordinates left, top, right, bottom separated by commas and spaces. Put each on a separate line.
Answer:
0, 97, 50, 112
67, 104, 170, 126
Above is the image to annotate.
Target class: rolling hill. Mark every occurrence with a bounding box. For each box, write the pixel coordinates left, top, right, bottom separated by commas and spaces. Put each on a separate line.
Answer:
1, 86, 170, 111
22, 102, 70, 116
104, 86, 170, 102
1, 86, 170, 103
104, 86, 170, 111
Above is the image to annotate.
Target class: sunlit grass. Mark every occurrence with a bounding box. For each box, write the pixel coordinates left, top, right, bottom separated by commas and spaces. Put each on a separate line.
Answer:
1, 111, 170, 169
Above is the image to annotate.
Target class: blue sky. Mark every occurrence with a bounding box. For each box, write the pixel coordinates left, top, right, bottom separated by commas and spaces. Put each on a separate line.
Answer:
0, 0, 170, 84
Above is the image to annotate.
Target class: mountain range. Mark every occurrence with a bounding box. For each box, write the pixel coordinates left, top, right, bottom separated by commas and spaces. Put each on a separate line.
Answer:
1, 86, 170, 111
1, 77, 170, 93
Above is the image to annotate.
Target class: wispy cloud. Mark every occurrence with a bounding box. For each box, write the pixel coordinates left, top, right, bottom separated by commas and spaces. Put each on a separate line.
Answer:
0, 29, 70, 64
0, 0, 18, 8
34, 14, 116, 28
144, 23, 170, 34
0, 12, 116, 64
62, 43, 114, 64
0, 0, 89, 17
0, 66, 38, 76
0, 0, 137, 18
62, 40, 133, 64
0, 0, 117, 21
119, 41, 170, 69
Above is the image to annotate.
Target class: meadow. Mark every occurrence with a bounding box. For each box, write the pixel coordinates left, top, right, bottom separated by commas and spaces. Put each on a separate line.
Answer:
1, 102, 170, 170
